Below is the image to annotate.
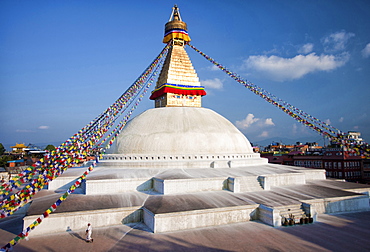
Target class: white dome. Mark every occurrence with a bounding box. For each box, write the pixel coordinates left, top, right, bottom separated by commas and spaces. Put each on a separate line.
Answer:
112, 107, 254, 155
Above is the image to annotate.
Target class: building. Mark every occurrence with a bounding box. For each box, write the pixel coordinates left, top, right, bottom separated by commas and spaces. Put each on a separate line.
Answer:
322, 147, 363, 182
345, 131, 364, 144
21, 5, 370, 238
364, 158, 370, 182
261, 139, 367, 183
10, 143, 27, 154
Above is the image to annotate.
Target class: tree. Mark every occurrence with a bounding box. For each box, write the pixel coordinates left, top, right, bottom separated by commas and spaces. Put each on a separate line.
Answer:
44, 144, 56, 151
0, 155, 13, 168
0, 143, 5, 155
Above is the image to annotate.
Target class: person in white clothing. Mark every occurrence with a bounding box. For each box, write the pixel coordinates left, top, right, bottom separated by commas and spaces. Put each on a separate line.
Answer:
85, 223, 93, 243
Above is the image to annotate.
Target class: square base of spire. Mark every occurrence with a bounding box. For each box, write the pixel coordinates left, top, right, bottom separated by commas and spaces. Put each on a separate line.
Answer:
155, 93, 202, 108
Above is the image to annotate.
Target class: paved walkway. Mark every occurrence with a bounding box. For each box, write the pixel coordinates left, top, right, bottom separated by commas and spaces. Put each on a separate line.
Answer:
1, 211, 370, 251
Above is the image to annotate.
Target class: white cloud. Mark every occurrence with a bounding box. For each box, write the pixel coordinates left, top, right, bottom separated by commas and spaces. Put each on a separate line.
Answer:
244, 53, 349, 81
16, 129, 35, 133
298, 43, 314, 54
38, 125, 50, 130
200, 78, 223, 89
291, 123, 311, 136
362, 43, 370, 58
208, 65, 220, 71
322, 31, 355, 52
263, 47, 280, 55
358, 113, 367, 119
265, 118, 275, 126
235, 113, 274, 130
236, 114, 259, 129
258, 131, 269, 138
339, 117, 344, 123
292, 124, 298, 135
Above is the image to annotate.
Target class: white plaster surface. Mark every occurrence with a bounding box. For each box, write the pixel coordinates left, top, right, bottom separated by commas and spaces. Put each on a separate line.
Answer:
303, 195, 370, 214
47, 177, 78, 191
110, 107, 255, 156
144, 205, 259, 233
99, 155, 267, 169
24, 207, 142, 237
261, 173, 306, 189
228, 176, 263, 193
258, 204, 282, 227
153, 177, 227, 194
86, 178, 152, 194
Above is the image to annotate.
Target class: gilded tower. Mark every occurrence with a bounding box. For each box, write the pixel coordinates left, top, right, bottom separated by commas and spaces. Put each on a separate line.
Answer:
150, 5, 206, 108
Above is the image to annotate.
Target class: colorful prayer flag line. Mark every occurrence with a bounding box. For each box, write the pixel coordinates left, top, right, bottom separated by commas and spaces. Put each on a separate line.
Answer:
188, 43, 345, 142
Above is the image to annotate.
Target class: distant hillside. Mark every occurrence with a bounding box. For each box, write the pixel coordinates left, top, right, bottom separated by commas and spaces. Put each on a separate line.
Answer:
2, 136, 326, 152
248, 136, 326, 147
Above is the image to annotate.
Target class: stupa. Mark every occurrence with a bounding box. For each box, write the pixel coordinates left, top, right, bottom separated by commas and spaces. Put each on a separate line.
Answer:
22, 5, 370, 236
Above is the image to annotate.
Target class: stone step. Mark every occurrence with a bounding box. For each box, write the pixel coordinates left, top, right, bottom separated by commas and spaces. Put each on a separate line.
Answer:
276, 204, 306, 221
228, 176, 264, 193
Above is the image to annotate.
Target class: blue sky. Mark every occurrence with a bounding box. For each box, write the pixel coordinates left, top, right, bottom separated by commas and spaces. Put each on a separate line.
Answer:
1, 0, 370, 149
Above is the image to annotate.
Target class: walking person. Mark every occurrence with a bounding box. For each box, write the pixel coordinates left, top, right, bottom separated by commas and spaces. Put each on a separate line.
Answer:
85, 223, 93, 243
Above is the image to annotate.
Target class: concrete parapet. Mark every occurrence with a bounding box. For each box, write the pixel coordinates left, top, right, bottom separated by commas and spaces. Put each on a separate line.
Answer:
302, 169, 326, 180
100, 153, 266, 169
257, 205, 282, 227
47, 177, 79, 191
153, 178, 164, 194
24, 207, 142, 236
301, 202, 318, 221
153, 177, 227, 194
230, 158, 269, 167
142, 208, 155, 232
345, 188, 370, 198
302, 199, 326, 214
143, 204, 259, 233
260, 173, 306, 190
211, 160, 230, 168
302, 195, 370, 215
85, 178, 152, 195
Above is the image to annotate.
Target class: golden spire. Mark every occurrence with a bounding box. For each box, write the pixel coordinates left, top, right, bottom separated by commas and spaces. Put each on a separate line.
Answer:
150, 5, 206, 108
163, 5, 191, 44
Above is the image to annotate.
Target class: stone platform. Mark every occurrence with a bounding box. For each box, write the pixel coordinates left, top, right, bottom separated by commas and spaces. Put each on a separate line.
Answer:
2, 211, 370, 252
18, 162, 370, 236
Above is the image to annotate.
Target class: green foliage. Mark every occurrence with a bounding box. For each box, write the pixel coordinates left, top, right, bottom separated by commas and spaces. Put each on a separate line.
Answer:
0, 155, 13, 168
0, 143, 5, 155
44, 144, 56, 151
